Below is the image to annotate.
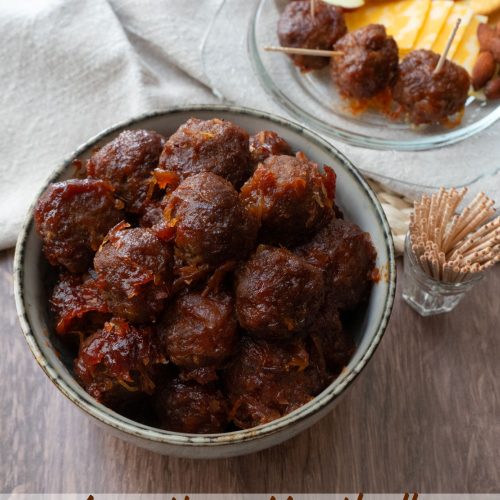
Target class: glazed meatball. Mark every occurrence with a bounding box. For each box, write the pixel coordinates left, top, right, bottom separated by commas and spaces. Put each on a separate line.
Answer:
165, 172, 258, 267
158, 118, 251, 188
278, 0, 347, 71
139, 200, 165, 228
249, 130, 292, 167
331, 24, 399, 99
94, 223, 174, 323
86, 129, 165, 213
307, 295, 355, 378
75, 318, 166, 405
226, 337, 320, 429
235, 245, 324, 340
296, 218, 376, 310
35, 179, 122, 273
51, 272, 109, 336
393, 49, 471, 125
240, 153, 335, 247
159, 290, 237, 370
155, 379, 228, 433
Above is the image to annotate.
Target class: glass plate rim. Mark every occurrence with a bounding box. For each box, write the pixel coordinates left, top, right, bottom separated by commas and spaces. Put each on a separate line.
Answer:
248, 0, 500, 152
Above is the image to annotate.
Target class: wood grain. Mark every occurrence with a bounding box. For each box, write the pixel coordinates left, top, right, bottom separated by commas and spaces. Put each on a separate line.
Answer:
1, 249, 499, 493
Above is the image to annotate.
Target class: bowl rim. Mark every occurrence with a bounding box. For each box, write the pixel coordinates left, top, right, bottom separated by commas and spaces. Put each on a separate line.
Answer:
14, 104, 396, 447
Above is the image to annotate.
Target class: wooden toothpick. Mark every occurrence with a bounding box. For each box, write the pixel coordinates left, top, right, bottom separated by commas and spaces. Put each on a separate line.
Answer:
434, 18, 462, 74
264, 46, 343, 57
311, 0, 316, 18
409, 187, 499, 283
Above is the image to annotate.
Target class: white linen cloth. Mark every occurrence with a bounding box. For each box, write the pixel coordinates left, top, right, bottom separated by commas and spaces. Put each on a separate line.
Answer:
1, 0, 499, 249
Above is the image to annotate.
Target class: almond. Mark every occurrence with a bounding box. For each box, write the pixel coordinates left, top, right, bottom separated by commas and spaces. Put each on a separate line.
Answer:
477, 23, 500, 62
472, 51, 497, 90
484, 76, 500, 99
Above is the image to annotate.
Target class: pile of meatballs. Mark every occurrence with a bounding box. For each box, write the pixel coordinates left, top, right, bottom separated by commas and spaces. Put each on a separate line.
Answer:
278, 0, 471, 126
35, 117, 376, 434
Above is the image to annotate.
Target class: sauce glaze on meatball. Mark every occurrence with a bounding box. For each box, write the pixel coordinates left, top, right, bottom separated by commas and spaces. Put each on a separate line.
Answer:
307, 294, 355, 379
94, 223, 174, 323
87, 129, 165, 213
155, 378, 228, 433
331, 24, 399, 99
159, 290, 237, 370
296, 218, 376, 310
51, 272, 109, 336
278, 0, 347, 71
35, 179, 122, 273
249, 130, 292, 167
75, 318, 166, 405
165, 172, 258, 267
235, 245, 324, 340
226, 337, 321, 429
393, 49, 470, 125
240, 153, 335, 247
158, 118, 251, 188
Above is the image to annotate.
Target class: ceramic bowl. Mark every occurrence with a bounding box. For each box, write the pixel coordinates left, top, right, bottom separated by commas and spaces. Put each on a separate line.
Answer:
14, 105, 396, 458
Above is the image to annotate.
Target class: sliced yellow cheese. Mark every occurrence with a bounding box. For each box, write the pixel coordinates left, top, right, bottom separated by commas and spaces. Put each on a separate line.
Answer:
453, 15, 489, 74
432, 4, 474, 59
413, 1, 454, 50
466, 0, 500, 16
344, 0, 431, 50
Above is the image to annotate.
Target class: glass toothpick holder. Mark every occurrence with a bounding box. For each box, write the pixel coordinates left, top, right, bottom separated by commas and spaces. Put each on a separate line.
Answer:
402, 233, 483, 317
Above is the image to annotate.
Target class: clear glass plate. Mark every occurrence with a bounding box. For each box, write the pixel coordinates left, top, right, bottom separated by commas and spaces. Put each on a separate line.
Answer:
249, 0, 500, 151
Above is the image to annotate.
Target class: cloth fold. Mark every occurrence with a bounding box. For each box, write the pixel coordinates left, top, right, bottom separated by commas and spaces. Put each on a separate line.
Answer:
0, 0, 498, 249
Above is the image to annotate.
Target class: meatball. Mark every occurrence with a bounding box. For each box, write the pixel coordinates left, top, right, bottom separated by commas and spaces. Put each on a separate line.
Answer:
331, 24, 399, 99
94, 223, 174, 323
307, 294, 355, 378
235, 245, 324, 340
86, 129, 165, 213
393, 49, 471, 125
165, 172, 258, 267
51, 272, 109, 336
278, 0, 347, 71
296, 218, 376, 310
240, 153, 335, 247
155, 379, 228, 433
226, 337, 320, 429
158, 118, 251, 188
159, 290, 237, 370
249, 130, 292, 167
35, 179, 122, 273
139, 200, 165, 229
75, 318, 166, 405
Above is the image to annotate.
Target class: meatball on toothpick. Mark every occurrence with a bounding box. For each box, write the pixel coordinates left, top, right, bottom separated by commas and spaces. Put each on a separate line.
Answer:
393, 49, 470, 126
331, 24, 399, 100
278, 0, 347, 71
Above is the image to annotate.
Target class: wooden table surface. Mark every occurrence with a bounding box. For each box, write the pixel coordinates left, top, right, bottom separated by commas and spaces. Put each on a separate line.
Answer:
1, 249, 499, 494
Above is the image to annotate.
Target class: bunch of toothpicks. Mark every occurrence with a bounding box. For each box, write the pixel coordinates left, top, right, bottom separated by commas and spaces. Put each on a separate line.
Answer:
409, 187, 499, 283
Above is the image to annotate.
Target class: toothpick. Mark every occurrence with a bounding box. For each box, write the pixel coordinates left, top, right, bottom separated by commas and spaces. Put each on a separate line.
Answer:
434, 18, 462, 75
311, 0, 316, 18
409, 187, 498, 284
264, 46, 343, 57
